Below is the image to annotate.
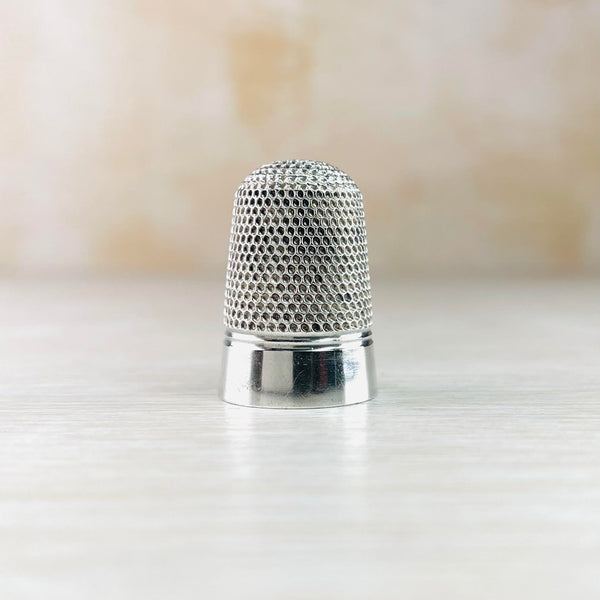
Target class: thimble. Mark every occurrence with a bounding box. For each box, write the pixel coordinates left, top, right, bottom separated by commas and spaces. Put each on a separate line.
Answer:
219, 160, 376, 408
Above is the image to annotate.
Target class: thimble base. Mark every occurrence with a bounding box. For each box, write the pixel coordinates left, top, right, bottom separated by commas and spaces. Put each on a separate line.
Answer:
219, 329, 376, 409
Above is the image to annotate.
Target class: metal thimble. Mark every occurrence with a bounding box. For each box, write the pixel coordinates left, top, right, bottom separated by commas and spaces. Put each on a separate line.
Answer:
219, 160, 376, 408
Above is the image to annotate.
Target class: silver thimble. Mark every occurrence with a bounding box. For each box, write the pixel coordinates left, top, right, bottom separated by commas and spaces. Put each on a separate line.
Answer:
219, 160, 376, 408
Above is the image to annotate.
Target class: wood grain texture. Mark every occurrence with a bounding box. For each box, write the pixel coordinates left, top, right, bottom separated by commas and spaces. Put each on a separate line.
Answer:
1, 278, 599, 599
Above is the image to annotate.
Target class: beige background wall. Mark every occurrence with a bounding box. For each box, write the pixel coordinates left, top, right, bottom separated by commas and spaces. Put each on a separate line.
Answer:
1, 0, 598, 275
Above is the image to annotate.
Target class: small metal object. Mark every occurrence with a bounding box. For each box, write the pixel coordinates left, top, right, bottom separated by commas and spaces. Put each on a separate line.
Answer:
219, 160, 376, 408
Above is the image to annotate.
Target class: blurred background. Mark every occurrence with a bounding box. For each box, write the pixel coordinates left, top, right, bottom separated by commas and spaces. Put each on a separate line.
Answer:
1, 0, 598, 276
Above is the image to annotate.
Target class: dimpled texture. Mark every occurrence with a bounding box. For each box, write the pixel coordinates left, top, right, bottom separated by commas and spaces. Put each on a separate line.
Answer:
224, 160, 373, 334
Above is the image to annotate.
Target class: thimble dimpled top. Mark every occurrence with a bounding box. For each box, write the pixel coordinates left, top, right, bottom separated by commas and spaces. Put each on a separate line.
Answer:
224, 160, 373, 334
220, 160, 376, 408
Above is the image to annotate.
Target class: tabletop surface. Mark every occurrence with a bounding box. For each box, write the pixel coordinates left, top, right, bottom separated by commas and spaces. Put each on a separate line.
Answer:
1, 277, 599, 599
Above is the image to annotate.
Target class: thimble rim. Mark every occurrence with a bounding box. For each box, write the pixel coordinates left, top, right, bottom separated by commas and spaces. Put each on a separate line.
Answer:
220, 329, 377, 408
224, 327, 373, 352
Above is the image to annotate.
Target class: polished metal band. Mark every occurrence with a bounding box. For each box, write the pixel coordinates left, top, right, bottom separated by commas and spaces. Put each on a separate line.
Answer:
219, 329, 376, 409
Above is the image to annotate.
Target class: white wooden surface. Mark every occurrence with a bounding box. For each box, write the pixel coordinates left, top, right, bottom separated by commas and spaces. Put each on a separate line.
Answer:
1, 278, 599, 599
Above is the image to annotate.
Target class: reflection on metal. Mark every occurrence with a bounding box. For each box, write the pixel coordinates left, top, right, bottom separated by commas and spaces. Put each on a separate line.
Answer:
220, 329, 376, 408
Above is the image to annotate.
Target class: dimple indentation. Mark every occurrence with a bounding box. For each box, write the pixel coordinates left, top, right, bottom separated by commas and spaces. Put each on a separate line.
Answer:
224, 160, 373, 333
